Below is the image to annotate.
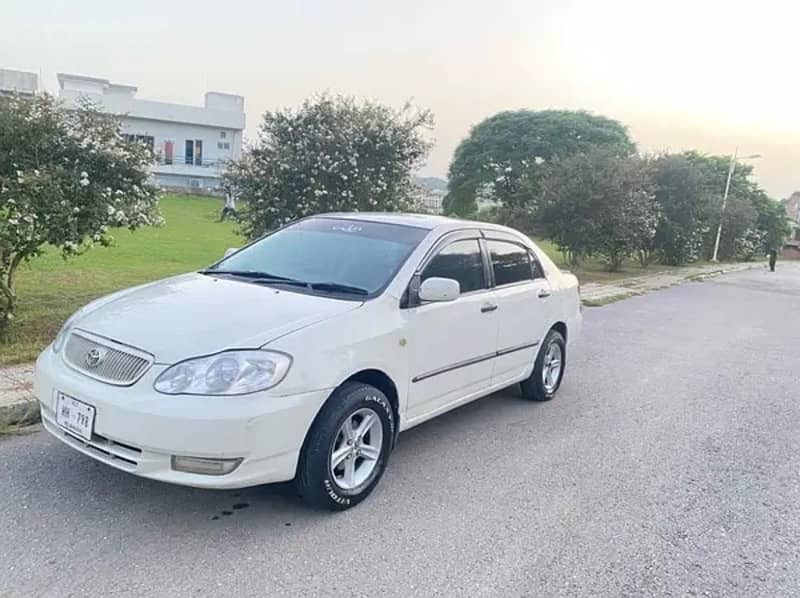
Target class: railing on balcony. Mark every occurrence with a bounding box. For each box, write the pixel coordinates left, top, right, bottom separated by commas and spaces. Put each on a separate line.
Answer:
152, 156, 230, 169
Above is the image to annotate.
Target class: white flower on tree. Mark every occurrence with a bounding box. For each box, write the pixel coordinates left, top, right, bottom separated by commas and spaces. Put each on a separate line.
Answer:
0, 93, 161, 324
224, 93, 433, 240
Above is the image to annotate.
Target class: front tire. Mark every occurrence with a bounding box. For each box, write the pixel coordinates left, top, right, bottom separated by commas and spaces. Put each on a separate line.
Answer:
521, 329, 566, 402
296, 382, 395, 510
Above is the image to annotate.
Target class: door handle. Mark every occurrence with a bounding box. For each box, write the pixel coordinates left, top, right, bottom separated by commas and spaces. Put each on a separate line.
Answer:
480, 303, 498, 313
537, 288, 551, 299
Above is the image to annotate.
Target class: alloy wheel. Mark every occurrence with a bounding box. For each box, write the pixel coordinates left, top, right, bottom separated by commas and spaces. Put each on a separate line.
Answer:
329, 407, 384, 490
542, 342, 563, 394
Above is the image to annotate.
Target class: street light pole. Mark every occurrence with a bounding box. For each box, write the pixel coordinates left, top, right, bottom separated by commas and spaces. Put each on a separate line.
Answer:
710, 149, 761, 263
711, 149, 737, 263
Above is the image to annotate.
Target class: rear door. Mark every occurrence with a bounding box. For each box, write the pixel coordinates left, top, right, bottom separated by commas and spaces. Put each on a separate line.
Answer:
404, 232, 499, 422
484, 236, 553, 388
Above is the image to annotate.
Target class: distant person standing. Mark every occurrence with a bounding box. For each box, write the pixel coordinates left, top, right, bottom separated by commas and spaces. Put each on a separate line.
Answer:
219, 186, 237, 222
768, 248, 777, 272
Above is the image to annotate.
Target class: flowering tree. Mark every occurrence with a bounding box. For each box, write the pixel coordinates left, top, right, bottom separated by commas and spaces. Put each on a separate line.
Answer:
225, 94, 433, 239
0, 94, 160, 325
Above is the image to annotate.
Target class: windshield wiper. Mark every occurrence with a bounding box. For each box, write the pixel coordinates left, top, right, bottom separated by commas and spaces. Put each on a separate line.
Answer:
201, 270, 301, 282
201, 270, 368, 296
308, 282, 369, 296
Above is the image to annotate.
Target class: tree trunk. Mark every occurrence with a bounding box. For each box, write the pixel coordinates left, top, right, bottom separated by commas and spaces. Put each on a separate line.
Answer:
0, 254, 23, 330
0, 275, 15, 330
607, 251, 624, 272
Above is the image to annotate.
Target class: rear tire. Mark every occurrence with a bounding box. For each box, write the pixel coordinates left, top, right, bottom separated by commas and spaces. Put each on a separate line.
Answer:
521, 329, 566, 402
296, 382, 395, 510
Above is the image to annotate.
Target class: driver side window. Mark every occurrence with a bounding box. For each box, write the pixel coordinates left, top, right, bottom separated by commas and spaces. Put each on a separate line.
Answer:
421, 239, 486, 294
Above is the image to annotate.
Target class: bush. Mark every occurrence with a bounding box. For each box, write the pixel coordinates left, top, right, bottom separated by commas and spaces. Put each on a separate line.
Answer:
537, 151, 658, 271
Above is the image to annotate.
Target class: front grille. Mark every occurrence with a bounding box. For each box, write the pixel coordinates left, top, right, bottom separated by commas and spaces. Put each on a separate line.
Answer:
64, 331, 153, 386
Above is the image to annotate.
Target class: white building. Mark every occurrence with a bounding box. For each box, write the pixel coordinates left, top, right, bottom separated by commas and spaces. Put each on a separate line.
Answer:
419, 188, 446, 214
0, 68, 38, 96
57, 73, 245, 192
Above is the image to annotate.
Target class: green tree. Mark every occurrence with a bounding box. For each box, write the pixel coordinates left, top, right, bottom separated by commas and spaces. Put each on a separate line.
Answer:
750, 190, 791, 255
225, 94, 433, 240
537, 151, 658, 271
651, 153, 715, 265
444, 110, 635, 216
713, 197, 758, 261
681, 152, 789, 260
0, 94, 160, 325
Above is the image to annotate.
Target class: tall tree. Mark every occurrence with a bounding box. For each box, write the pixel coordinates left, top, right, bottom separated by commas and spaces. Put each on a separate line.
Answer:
752, 191, 792, 254
444, 110, 635, 216
681, 152, 789, 260
225, 94, 433, 240
537, 151, 658, 271
0, 94, 160, 325
651, 153, 715, 265
714, 197, 759, 261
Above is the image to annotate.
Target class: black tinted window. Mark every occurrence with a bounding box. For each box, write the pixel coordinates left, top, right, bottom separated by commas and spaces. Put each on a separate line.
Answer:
488, 240, 533, 286
422, 240, 485, 294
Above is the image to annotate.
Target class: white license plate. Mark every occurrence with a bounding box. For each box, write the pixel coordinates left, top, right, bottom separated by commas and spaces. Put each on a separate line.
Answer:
55, 392, 96, 441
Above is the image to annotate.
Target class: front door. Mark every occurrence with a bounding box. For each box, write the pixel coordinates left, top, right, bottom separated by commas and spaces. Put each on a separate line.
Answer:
404, 235, 499, 422
164, 140, 174, 165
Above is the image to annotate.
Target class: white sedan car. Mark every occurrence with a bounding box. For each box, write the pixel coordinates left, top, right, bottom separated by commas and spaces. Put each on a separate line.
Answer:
35, 213, 581, 510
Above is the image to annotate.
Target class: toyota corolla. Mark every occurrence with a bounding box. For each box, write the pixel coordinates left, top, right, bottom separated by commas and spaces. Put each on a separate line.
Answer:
35, 213, 581, 510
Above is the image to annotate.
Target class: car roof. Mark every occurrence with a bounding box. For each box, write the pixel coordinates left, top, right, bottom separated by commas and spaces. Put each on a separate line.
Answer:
317, 212, 461, 230
314, 212, 521, 236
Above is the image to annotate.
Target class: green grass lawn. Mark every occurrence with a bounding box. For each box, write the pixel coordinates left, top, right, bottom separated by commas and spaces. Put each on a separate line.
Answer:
0, 194, 700, 366
1, 195, 241, 366
532, 238, 691, 284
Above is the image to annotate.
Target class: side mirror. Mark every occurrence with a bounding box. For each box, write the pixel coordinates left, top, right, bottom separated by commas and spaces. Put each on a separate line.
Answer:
223, 247, 239, 259
418, 277, 460, 302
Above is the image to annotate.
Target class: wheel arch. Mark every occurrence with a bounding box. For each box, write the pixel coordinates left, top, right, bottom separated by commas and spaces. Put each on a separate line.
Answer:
526, 322, 568, 379
301, 368, 402, 455
551, 321, 567, 342
294, 368, 402, 481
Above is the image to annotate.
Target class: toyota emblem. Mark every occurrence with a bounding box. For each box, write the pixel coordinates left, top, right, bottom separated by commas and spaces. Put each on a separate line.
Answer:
85, 347, 106, 369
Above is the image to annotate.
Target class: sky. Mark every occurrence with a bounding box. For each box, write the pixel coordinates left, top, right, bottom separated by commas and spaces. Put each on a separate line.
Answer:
2, 0, 798, 198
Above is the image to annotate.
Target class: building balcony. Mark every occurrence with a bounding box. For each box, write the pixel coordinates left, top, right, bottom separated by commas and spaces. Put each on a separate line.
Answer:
151, 157, 230, 180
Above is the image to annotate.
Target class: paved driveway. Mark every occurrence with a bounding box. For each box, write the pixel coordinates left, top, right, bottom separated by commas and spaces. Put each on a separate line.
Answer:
2, 264, 799, 597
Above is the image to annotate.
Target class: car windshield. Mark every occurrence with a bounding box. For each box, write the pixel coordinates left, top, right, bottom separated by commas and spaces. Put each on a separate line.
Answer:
206, 217, 428, 296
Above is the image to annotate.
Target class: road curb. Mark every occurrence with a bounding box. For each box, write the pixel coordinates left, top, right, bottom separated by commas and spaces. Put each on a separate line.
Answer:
580, 262, 762, 307
0, 398, 41, 430
688, 263, 763, 281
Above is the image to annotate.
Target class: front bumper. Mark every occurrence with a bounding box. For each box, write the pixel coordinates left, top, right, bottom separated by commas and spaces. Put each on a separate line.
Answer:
35, 346, 331, 489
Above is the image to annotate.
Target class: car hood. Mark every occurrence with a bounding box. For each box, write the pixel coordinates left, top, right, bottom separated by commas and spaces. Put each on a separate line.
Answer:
73, 273, 363, 363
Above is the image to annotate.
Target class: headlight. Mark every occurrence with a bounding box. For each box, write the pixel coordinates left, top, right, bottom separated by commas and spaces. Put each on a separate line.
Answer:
154, 350, 292, 396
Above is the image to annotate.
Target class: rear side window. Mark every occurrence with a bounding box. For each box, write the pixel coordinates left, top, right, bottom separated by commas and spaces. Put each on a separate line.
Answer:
422, 239, 485, 294
487, 240, 533, 286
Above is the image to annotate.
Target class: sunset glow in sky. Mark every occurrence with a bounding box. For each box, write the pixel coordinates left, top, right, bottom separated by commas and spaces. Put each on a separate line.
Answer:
3, 0, 797, 197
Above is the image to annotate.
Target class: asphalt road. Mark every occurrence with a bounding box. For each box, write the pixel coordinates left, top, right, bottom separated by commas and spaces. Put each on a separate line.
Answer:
2, 264, 800, 597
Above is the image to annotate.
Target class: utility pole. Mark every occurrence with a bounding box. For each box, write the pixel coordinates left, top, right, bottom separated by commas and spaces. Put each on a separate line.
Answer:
711, 149, 761, 263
